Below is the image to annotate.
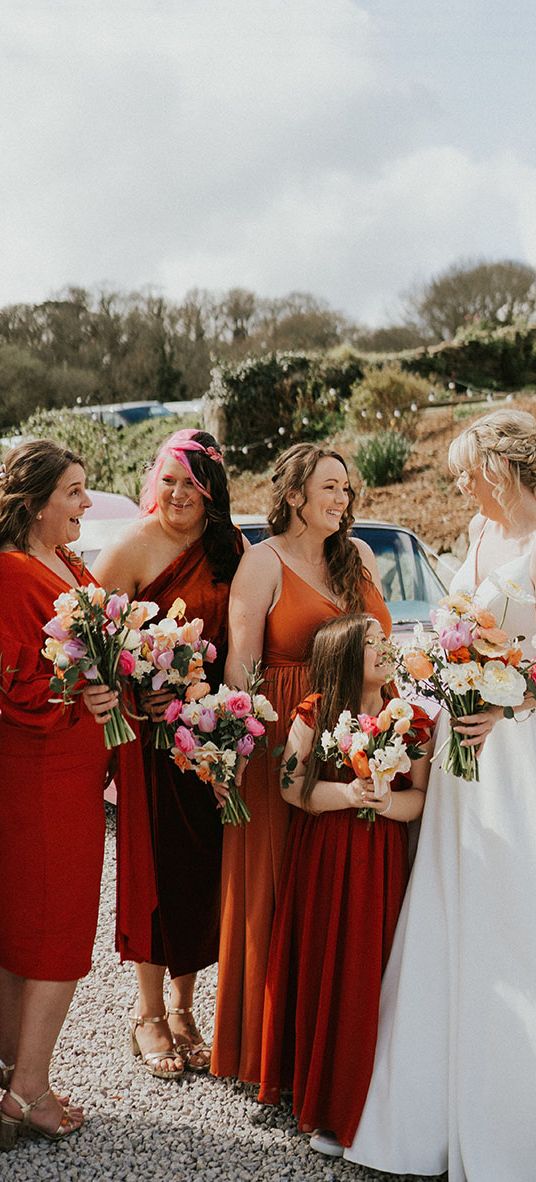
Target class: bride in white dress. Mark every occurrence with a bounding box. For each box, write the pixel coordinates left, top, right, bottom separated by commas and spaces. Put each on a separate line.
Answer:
343, 409, 536, 1181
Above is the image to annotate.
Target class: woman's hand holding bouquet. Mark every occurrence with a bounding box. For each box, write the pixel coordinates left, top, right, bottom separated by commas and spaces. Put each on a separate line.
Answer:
131, 596, 217, 749
398, 586, 533, 781
167, 663, 278, 825
43, 584, 159, 748
315, 697, 427, 822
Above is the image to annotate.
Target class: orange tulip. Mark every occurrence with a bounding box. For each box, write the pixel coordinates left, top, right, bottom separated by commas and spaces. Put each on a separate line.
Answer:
351, 750, 371, 779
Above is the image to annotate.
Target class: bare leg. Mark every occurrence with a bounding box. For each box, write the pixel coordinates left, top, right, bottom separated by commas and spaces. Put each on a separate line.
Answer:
132, 962, 184, 1073
0, 967, 23, 1067
168, 972, 211, 1071
0, 978, 83, 1135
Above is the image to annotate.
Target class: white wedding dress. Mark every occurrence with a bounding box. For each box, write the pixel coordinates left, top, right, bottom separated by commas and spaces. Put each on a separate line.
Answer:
344, 542, 536, 1181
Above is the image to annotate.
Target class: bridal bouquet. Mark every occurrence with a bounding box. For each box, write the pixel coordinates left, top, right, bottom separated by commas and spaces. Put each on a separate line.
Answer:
398, 588, 528, 781
132, 596, 217, 749
313, 697, 427, 822
167, 664, 278, 825
43, 584, 159, 748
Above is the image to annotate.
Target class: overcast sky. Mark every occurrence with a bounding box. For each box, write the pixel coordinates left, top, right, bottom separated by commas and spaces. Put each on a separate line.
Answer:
1, 0, 535, 324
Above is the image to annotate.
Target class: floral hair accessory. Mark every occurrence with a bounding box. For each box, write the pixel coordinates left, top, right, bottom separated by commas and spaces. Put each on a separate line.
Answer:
140, 429, 225, 514
206, 446, 223, 463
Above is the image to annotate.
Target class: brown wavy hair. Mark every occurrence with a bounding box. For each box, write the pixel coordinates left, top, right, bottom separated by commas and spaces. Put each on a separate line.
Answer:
0, 439, 85, 554
268, 442, 371, 611
300, 614, 370, 809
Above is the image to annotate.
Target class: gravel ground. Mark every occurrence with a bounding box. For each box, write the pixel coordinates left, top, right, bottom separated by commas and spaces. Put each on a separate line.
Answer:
4, 808, 446, 1182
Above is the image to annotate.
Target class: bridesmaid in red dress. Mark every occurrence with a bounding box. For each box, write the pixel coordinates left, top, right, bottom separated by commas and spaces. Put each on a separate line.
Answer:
0, 441, 119, 1148
212, 443, 391, 1084
258, 614, 432, 1153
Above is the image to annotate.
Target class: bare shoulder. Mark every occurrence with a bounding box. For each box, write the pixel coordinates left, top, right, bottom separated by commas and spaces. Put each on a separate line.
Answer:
92, 516, 152, 591
236, 538, 281, 578
350, 535, 376, 567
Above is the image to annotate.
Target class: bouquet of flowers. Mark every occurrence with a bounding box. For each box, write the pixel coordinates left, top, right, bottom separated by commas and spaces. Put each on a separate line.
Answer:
314, 697, 427, 822
166, 664, 278, 825
131, 596, 217, 748
43, 584, 158, 748
398, 587, 530, 781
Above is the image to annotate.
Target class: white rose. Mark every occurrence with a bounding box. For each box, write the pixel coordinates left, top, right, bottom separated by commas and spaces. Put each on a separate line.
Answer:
474, 661, 527, 708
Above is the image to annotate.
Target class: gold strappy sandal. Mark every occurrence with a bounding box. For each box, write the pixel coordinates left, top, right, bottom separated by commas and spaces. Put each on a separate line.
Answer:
0, 1087, 82, 1151
129, 1013, 184, 1080
168, 1006, 211, 1073
0, 1060, 14, 1091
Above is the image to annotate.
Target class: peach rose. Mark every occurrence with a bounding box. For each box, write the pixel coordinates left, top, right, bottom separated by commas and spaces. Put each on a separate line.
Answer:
184, 681, 211, 702
376, 709, 392, 732
404, 651, 434, 680
394, 717, 411, 735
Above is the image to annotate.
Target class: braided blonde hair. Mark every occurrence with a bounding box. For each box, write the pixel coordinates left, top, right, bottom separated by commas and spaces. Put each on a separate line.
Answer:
449, 409, 536, 519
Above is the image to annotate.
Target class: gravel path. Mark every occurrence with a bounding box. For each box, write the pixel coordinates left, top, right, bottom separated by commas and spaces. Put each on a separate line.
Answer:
5, 808, 446, 1182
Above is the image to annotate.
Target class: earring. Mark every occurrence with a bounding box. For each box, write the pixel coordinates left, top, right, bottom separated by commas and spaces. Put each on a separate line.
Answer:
37, 513, 43, 520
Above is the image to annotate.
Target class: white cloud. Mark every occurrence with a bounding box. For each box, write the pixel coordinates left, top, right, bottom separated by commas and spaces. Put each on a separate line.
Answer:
0, 0, 534, 323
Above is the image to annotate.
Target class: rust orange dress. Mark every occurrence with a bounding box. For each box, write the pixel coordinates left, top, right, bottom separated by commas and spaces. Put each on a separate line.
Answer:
0, 550, 112, 980
211, 554, 391, 1083
258, 694, 432, 1146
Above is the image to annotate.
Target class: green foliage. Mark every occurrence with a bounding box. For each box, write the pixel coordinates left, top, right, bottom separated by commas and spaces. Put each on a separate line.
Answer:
16, 408, 187, 501
403, 322, 536, 390
353, 431, 412, 487
349, 363, 433, 438
207, 351, 360, 472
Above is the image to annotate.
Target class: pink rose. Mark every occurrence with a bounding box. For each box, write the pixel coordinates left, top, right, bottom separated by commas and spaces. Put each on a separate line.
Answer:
164, 700, 182, 724
245, 716, 265, 737
198, 708, 217, 733
174, 726, 198, 755
118, 650, 136, 676
236, 734, 255, 757
226, 691, 253, 718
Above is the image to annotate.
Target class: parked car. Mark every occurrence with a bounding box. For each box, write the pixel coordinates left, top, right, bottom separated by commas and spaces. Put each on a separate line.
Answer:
235, 516, 447, 637
74, 401, 174, 429
72, 490, 139, 568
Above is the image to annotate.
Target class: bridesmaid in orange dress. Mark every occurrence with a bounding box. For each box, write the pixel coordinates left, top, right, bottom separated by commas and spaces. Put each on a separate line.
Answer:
0, 441, 119, 1148
211, 443, 391, 1084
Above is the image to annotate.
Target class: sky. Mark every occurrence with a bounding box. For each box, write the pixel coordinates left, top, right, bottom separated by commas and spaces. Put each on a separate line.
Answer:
1, 0, 535, 325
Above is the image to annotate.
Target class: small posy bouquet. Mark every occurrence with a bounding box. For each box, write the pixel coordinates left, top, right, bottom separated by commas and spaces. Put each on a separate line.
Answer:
398, 586, 530, 781
167, 663, 278, 825
43, 584, 158, 748
315, 698, 427, 822
132, 596, 217, 749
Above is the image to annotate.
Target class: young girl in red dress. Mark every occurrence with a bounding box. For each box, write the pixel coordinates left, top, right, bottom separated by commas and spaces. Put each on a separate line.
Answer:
258, 613, 433, 1155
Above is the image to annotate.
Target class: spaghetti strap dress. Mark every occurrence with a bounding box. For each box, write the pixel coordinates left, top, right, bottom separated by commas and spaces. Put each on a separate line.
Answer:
0, 550, 112, 981
211, 553, 391, 1083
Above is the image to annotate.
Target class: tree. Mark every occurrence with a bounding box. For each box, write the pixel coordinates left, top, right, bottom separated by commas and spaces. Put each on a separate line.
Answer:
404, 258, 536, 341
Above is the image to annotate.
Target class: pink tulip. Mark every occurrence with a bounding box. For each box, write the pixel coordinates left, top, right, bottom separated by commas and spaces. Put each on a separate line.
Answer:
105, 593, 129, 621
438, 620, 473, 652
64, 639, 88, 660
43, 617, 70, 641
245, 716, 265, 737
237, 734, 255, 757
203, 642, 217, 663
164, 700, 183, 724
197, 708, 217, 733
339, 733, 353, 754
358, 713, 380, 736
174, 726, 198, 755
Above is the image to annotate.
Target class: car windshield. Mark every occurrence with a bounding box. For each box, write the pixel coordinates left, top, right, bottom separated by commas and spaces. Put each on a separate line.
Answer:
118, 405, 171, 425
353, 526, 444, 623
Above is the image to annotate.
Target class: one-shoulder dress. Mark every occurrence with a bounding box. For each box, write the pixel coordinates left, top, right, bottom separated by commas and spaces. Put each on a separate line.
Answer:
212, 553, 391, 1083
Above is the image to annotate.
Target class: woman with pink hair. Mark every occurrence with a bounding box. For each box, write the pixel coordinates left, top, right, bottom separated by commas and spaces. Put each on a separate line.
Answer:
94, 430, 245, 1080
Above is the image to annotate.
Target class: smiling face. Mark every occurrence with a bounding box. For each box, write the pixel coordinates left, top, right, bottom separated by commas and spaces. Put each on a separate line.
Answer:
291, 456, 350, 537
363, 620, 389, 690
156, 455, 207, 537
33, 463, 92, 547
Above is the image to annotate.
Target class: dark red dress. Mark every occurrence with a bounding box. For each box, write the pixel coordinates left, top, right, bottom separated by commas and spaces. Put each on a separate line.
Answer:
258, 695, 431, 1147
0, 550, 112, 980
117, 535, 242, 979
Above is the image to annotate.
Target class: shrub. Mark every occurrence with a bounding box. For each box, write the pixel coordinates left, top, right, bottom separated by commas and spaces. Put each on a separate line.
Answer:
401, 322, 536, 390
353, 430, 412, 487
349, 363, 433, 438
205, 351, 356, 472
